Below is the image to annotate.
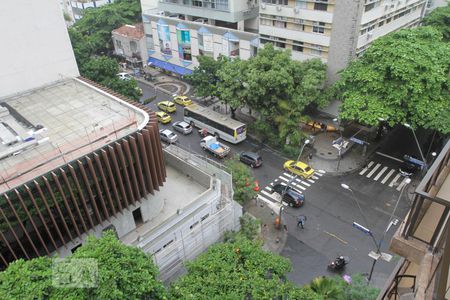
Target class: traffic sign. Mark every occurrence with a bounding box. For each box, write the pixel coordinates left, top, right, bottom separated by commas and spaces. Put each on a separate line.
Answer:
403, 155, 426, 167
352, 222, 371, 235
349, 136, 368, 145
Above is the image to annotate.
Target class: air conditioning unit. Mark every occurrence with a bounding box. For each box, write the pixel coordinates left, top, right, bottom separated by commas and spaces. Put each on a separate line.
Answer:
261, 3, 266, 9
276, 5, 281, 11
294, 6, 300, 13
367, 32, 373, 40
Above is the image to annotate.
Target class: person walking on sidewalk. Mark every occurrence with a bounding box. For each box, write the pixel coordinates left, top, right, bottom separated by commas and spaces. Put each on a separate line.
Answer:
297, 215, 307, 229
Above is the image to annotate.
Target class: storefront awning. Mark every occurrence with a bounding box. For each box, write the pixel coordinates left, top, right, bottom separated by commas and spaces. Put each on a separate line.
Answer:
147, 57, 193, 76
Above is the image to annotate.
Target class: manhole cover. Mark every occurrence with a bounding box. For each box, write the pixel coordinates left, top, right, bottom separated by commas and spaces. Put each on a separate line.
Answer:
328, 152, 332, 155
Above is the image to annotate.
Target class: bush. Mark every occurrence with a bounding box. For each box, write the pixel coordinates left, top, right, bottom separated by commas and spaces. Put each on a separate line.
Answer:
224, 157, 257, 205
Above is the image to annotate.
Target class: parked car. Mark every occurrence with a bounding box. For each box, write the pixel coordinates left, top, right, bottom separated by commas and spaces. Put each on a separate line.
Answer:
172, 121, 192, 135
159, 129, 178, 144
271, 184, 305, 207
283, 160, 315, 179
239, 152, 262, 168
173, 95, 193, 106
155, 111, 172, 124
117, 72, 132, 81
157, 101, 176, 113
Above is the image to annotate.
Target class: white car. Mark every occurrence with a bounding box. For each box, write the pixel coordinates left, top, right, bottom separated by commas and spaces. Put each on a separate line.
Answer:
117, 72, 132, 81
159, 129, 178, 144
172, 121, 192, 135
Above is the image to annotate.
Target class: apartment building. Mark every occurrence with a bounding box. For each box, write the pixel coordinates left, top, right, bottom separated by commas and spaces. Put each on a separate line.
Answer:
378, 140, 450, 300
59, 0, 114, 24
259, 0, 426, 82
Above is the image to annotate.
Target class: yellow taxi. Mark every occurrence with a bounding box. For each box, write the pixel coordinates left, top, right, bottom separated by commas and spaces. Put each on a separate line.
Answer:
173, 95, 193, 106
155, 111, 172, 124
157, 101, 177, 113
283, 160, 315, 179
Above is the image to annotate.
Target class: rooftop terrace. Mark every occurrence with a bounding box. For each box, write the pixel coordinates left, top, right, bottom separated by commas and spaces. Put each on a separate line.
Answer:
0, 78, 148, 193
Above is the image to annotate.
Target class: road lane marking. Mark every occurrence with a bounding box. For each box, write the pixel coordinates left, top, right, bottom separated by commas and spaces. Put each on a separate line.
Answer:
315, 173, 323, 177
308, 179, 315, 183
389, 174, 401, 187
312, 176, 319, 180
366, 163, 381, 178
318, 170, 326, 174
381, 169, 395, 184
261, 190, 280, 201
323, 231, 348, 245
359, 161, 374, 175
374, 166, 388, 181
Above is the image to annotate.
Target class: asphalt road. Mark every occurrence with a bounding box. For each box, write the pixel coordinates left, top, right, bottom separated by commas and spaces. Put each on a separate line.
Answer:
138, 80, 414, 288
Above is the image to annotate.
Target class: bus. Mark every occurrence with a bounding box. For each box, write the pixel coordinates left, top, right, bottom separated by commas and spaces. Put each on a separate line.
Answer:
183, 104, 247, 144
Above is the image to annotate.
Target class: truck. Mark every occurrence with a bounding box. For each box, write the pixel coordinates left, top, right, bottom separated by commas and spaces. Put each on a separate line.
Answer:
200, 136, 230, 158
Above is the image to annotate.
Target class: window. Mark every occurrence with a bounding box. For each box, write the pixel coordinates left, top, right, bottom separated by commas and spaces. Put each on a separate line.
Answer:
312, 22, 325, 34
201, 213, 210, 222
314, 1, 328, 11
130, 41, 138, 53
311, 46, 322, 56
115, 40, 123, 49
132, 208, 143, 226
365, 2, 375, 12
193, 0, 202, 7
293, 44, 303, 52
296, 0, 307, 8
275, 20, 286, 28
275, 41, 285, 48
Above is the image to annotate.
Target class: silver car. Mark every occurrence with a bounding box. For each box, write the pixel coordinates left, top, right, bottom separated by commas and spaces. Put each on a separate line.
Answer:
159, 129, 178, 144
172, 121, 192, 135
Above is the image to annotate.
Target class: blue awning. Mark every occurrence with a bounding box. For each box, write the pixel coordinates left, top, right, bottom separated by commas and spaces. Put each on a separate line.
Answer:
147, 57, 193, 76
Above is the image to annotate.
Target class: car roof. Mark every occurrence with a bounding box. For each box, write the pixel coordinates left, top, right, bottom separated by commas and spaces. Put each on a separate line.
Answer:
294, 161, 309, 169
117, 72, 128, 76
175, 121, 189, 126
160, 129, 174, 135
160, 100, 174, 104
242, 151, 261, 159
156, 111, 168, 116
176, 95, 188, 99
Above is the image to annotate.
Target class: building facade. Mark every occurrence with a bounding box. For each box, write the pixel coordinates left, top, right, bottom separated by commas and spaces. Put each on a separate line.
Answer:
378, 140, 450, 300
59, 0, 114, 24
260, 0, 426, 82
142, 11, 259, 76
112, 23, 147, 67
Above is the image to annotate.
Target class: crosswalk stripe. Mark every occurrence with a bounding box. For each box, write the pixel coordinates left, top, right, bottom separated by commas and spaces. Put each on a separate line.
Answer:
283, 173, 295, 179
315, 172, 323, 177
261, 190, 280, 201
374, 166, 388, 181
308, 179, 315, 183
299, 180, 311, 187
318, 170, 326, 174
396, 177, 409, 191
291, 183, 305, 191
359, 161, 374, 175
279, 176, 289, 182
264, 186, 272, 192
278, 175, 305, 190
312, 176, 319, 180
389, 174, 401, 187
366, 163, 381, 178
381, 169, 395, 184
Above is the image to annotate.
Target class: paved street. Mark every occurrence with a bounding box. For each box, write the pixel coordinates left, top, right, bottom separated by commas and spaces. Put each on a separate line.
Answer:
137, 77, 416, 289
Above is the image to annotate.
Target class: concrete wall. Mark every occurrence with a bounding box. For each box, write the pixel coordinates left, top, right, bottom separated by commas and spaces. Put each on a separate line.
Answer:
0, 0, 79, 99
327, 0, 364, 84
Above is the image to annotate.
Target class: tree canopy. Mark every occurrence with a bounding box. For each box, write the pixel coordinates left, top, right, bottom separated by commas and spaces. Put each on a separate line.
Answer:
224, 157, 257, 205
335, 26, 450, 134
0, 231, 167, 300
422, 3, 450, 42
169, 238, 309, 300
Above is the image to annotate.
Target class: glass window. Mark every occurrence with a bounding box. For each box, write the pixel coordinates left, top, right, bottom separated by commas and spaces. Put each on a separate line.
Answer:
314, 2, 328, 11
293, 44, 303, 52
312, 22, 325, 34
296, 0, 307, 8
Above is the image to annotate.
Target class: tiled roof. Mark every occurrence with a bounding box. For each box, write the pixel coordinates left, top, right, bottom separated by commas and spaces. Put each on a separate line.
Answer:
112, 23, 144, 39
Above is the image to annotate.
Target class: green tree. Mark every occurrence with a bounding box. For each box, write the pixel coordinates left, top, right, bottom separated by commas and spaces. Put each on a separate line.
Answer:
336, 27, 450, 134
0, 257, 53, 299
309, 276, 343, 300
225, 157, 257, 205
0, 231, 167, 300
331, 274, 379, 300
422, 3, 450, 41
81, 56, 141, 100
186, 55, 229, 98
169, 238, 299, 300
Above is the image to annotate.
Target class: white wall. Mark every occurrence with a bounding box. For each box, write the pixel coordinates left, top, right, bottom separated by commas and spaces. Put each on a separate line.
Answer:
0, 0, 79, 98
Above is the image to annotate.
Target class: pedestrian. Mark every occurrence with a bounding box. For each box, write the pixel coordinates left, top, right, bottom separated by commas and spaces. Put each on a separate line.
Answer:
297, 215, 307, 229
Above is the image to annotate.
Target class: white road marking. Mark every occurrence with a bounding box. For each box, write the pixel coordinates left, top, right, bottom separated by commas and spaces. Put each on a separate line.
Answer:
396, 177, 409, 191
283, 173, 295, 178
366, 163, 381, 178
308, 179, 315, 183
315, 172, 323, 177
279, 176, 289, 182
264, 186, 272, 192
318, 170, 326, 174
298, 180, 311, 187
381, 169, 396, 184
374, 166, 388, 181
389, 174, 402, 187
359, 161, 374, 175
257, 194, 275, 204
261, 190, 280, 201
312, 176, 319, 180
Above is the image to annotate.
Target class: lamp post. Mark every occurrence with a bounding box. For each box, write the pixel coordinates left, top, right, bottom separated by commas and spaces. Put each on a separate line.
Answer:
333, 118, 343, 171
404, 123, 427, 171
277, 139, 310, 229
341, 179, 412, 284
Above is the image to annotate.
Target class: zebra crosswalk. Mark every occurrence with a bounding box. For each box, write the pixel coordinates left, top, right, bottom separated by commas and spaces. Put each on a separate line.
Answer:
359, 160, 409, 191
256, 169, 326, 209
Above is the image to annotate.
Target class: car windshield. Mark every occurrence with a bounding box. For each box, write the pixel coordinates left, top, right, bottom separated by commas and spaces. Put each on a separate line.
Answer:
304, 166, 311, 172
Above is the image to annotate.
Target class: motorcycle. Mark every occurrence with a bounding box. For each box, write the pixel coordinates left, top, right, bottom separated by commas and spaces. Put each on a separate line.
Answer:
327, 256, 349, 271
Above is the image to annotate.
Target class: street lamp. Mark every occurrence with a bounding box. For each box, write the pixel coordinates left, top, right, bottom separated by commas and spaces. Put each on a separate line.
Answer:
333, 118, 343, 171
277, 139, 310, 229
404, 123, 427, 171
341, 179, 412, 284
